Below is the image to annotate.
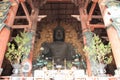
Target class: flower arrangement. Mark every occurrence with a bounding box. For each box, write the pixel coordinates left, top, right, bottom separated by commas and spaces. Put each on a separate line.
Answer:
83, 34, 112, 64
6, 31, 32, 64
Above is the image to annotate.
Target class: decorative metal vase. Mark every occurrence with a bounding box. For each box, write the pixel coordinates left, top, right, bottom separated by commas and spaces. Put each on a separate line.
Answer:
114, 68, 120, 77
11, 63, 23, 80
97, 63, 106, 77
12, 63, 21, 74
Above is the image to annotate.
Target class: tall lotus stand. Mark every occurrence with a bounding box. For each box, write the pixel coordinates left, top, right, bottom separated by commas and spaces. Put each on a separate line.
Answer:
0, 68, 3, 75
52, 58, 54, 70
11, 63, 23, 80
64, 58, 66, 69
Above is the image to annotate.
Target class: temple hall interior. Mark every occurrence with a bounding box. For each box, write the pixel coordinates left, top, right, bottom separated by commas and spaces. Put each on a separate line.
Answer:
0, 0, 120, 80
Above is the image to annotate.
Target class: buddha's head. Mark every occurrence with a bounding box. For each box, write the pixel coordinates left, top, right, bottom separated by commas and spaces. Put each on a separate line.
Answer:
53, 26, 65, 42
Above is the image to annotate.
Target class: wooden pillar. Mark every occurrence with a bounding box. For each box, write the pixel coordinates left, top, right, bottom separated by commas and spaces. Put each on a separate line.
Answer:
107, 26, 120, 68
98, 0, 120, 69
0, 28, 10, 68
29, 10, 47, 62
0, 1, 19, 68
29, 8, 39, 62
79, 8, 92, 76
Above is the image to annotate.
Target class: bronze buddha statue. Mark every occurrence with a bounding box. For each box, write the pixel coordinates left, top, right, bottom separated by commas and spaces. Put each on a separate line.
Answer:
41, 26, 75, 66
40, 26, 86, 70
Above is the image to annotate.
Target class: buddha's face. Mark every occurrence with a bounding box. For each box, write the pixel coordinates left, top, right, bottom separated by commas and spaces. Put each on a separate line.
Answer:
55, 30, 63, 41
53, 27, 65, 41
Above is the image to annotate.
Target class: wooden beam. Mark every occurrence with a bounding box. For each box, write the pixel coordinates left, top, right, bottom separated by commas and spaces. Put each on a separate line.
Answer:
12, 25, 29, 29
84, 0, 89, 9
92, 0, 99, 3
21, 2, 32, 27
88, 1, 98, 21
92, 15, 102, 18
15, 16, 27, 19
15, 15, 47, 21
89, 24, 105, 28
19, 0, 25, 2
71, 15, 102, 21
26, 0, 34, 10
71, 15, 80, 21
88, 24, 105, 31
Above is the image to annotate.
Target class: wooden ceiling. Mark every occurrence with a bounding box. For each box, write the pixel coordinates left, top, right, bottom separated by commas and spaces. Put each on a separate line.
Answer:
26, 0, 103, 24
39, 1, 79, 23
14, 0, 107, 39
16, 0, 104, 26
